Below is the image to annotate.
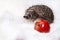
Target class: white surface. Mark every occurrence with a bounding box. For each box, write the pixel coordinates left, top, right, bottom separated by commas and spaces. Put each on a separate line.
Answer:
0, 0, 60, 40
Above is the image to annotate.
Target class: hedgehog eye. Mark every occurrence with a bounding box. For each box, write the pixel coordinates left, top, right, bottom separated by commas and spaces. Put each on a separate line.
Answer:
28, 14, 31, 17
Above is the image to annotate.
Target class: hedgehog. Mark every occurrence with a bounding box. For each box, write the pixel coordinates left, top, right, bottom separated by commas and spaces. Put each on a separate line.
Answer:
23, 5, 54, 24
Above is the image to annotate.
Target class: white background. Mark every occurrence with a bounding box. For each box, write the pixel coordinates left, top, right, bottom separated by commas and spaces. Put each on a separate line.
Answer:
0, 0, 60, 40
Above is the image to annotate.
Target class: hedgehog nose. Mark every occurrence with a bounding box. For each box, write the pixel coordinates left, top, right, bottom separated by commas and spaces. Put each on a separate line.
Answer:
23, 16, 28, 19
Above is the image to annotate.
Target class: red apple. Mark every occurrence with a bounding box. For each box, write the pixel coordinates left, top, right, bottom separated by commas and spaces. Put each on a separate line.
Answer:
34, 19, 50, 33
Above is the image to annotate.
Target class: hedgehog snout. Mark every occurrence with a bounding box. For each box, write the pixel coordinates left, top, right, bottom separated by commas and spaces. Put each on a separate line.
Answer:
23, 15, 29, 19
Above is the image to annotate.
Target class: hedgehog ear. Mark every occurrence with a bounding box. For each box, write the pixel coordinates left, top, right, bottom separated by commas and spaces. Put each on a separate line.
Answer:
33, 10, 39, 17
31, 9, 36, 14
